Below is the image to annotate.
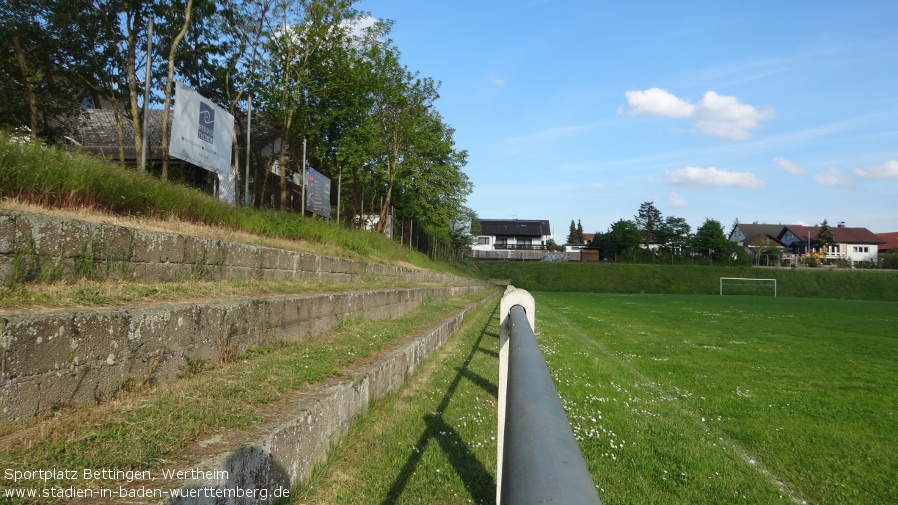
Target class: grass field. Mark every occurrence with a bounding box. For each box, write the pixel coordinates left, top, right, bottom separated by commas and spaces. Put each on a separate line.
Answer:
536, 292, 898, 504
290, 292, 896, 504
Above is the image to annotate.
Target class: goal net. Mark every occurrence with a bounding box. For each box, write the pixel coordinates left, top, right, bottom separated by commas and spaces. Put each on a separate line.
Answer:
719, 277, 777, 297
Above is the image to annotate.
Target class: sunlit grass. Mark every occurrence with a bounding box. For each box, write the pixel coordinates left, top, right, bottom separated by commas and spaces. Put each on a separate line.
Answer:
535, 292, 898, 505
292, 297, 500, 505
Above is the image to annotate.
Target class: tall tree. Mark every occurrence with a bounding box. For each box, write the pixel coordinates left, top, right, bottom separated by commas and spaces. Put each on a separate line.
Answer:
567, 220, 577, 244
656, 215, 691, 252
635, 201, 662, 247
260, 0, 355, 211
576, 219, 584, 244
0, 0, 83, 140
817, 219, 836, 248
609, 219, 642, 256
692, 218, 732, 257
159, 0, 194, 179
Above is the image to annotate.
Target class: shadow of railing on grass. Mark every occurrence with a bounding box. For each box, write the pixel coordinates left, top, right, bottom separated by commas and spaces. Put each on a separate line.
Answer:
379, 303, 500, 505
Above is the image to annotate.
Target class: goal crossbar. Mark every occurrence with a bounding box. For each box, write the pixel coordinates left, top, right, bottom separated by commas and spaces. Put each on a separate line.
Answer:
719, 277, 777, 297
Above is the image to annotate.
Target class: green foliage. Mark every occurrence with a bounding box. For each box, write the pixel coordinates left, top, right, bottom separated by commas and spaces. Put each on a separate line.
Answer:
691, 218, 733, 258
882, 253, 898, 269
608, 219, 642, 256
656, 215, 691, 252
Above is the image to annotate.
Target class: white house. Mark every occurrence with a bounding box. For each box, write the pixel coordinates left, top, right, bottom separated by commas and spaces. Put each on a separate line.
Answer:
473, 219, 553, 251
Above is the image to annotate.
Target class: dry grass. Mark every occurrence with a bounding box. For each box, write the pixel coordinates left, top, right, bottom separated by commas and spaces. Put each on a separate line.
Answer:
0, 199, 360, 261
0, 277, 437, 313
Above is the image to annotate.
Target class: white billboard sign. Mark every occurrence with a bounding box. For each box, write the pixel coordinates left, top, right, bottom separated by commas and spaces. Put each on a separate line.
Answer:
169, 82, 234, 175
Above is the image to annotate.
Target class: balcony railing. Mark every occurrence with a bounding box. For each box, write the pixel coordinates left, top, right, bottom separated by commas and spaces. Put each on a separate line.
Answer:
494, 244, 548, 251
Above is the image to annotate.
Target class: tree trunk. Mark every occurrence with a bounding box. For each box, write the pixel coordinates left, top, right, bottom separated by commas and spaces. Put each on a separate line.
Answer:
12, 37, 37, 142
161, 0, 193, 180
376, 131, 401, 233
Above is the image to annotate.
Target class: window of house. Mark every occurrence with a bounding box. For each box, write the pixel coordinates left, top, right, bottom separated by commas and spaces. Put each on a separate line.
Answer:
478, 236, 490, 245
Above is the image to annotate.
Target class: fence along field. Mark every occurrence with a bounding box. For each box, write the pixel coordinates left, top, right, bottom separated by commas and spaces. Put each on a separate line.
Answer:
534, 291, 897, 504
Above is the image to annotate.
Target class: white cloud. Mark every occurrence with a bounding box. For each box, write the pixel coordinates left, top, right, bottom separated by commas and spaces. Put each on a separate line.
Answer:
589, 183, 603, 191
666, 166, 767, 190
620, 88, 774, 141
814, 167, 854, 187
670, 192, 689, 207
490, 77, 507, 87
774, 156, 805, 174
344, 15, 377, 34
620, 88, 694, 118
854, 160, 898, 179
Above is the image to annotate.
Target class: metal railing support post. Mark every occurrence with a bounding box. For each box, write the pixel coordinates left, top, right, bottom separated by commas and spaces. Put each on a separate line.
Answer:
497, 286, 601, 505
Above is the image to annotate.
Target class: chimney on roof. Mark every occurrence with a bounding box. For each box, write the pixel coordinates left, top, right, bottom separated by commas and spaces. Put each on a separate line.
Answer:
837, 222, 845, 228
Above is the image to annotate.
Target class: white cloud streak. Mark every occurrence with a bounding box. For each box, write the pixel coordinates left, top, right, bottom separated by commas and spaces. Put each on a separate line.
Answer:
669, 192, 689, 207
774, 156, 805, 174
620, 88, 774, 141
814, 167, 854, 187
666, 166, 767, 190
854, 160, 898, 179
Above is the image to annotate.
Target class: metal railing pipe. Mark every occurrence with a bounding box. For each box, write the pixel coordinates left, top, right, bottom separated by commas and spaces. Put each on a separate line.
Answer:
497, 293, 601, 505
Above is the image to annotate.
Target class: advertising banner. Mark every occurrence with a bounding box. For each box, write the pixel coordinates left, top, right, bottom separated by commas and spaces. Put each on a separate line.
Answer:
305, 167, 331, 218
169, 82, 234, 176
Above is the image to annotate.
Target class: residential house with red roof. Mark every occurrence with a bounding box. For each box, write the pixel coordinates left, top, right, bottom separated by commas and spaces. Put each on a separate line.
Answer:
876, 232, 898, 254
779, 224, 886, 263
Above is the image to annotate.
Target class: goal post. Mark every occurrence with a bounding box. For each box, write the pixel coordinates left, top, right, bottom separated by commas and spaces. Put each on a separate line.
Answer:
720, 277, 777, 297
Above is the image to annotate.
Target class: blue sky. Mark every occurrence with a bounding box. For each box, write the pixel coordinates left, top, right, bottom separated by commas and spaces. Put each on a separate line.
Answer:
358, 0, 898, 238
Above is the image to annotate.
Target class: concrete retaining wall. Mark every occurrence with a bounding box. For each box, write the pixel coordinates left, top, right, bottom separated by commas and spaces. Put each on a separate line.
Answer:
0, 285, 488, 426
0, 209, 473, 285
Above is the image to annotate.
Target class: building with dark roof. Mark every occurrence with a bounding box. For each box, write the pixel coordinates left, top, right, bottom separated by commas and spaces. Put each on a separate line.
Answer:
729, 223, 788, 254
473, 219, 553, 251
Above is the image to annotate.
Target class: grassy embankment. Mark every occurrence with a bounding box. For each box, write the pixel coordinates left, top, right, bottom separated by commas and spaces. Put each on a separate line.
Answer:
0, 133, 461, 277
469, 261, 898, 301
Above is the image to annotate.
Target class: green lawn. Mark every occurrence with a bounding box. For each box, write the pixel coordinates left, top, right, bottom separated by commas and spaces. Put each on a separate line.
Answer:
535, 292, 898, 504
291, 292, 897, 504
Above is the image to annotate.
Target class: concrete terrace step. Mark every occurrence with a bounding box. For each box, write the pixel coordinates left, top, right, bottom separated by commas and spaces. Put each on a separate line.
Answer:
133, 297, 492, 505
0, 208, 475, 286
0, 207, 487, 425
0, 285, 489, 426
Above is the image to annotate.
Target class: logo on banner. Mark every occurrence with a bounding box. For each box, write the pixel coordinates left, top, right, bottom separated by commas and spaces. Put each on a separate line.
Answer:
198, 102, 215, 144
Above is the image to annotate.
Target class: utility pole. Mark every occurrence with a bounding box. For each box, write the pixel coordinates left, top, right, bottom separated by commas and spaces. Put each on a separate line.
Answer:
140, 17, 154, 171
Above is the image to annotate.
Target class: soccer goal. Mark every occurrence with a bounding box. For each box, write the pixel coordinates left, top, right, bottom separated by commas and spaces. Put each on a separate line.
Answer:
719, 277, 777, 297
